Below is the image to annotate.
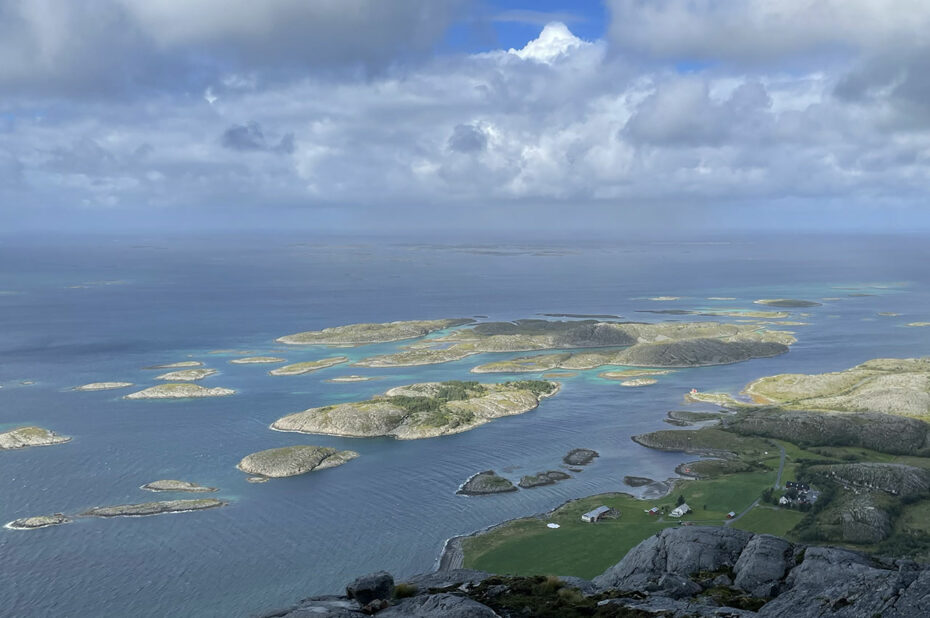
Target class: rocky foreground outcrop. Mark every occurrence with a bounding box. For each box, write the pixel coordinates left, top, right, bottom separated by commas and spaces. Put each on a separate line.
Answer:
262, 527, 930, 617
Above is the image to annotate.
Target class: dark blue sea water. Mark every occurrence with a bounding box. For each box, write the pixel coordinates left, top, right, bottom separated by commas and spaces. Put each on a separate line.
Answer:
2, 233, 929, 617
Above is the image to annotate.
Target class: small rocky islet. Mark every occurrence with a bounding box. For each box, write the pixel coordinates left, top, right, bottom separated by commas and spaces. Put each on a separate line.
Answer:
230, 356, 286, 364
517, 470, 571, 488
563, 448, 599, 466
155, 368, 217, 381
141, 480, 217, 493
80, 499, 226, 518
124, 383, 235, 399
5, 513, 71, 530
73, 382, 134, 391
269, 356, 349, 376
0, 426, 71, 450
457, 471, 518, 495
237, 445, 359, 478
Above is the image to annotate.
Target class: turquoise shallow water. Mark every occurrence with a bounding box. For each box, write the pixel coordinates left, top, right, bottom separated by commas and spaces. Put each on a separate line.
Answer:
1, 234, 929, 617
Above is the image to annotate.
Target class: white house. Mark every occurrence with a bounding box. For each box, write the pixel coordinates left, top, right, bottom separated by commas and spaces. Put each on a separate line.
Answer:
669, 503, 690, 518
581, 505, 611, 523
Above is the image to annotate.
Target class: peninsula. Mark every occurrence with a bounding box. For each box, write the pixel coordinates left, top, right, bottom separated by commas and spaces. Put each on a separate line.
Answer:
237, 445, 359, 478
691, 356, 930, 418
269, 357, 349, 376
271, 380, 558, 440
0, 426, 71, 450
124, 383, 235, 399
276, 318, 473, 345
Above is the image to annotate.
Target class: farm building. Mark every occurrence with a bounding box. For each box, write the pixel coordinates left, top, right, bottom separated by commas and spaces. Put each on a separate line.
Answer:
669, 503, 690, 518
726, 511, 737, 519
581, 506, 611, 523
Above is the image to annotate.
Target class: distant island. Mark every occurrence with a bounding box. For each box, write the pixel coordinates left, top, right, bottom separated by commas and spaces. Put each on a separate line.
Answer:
276, 318, 473, 345
352, 319, 795, 368
155, 368, 217, 381
124, 383, 235, 399
269, 357, 349, 376
229, 356, 285, 364
145, 361, 203, 369
272, 380, 558, 440
754, 298, 823, 308
141, 480, 217, 493
73, 382, 134, 391
81, 499, 225, 518
0, 426, 71, 450
237, 445, 359, 478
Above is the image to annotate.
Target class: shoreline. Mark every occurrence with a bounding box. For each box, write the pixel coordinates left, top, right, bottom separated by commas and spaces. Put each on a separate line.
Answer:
435, 483, 679, 572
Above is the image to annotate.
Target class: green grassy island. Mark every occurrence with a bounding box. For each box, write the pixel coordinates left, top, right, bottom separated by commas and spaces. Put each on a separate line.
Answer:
271, 380, 559, 440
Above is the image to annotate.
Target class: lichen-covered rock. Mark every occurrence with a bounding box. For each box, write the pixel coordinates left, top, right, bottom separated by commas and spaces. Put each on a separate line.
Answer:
0, 426, 71, 450
732, 534, 793, 598
380, 593, 498, 617
807, 462, 930, 498
457, 471, 517, 495
592, 527, 753, 592
345, 571, 394, 605
237, 446, 358, 478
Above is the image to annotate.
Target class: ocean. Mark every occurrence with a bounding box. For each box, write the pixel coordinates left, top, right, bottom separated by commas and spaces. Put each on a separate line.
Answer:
2, 233, 929, 617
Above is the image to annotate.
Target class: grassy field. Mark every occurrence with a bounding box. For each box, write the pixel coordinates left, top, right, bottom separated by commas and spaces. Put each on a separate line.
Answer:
464, 464, 778, 578
731, 506, 806, 536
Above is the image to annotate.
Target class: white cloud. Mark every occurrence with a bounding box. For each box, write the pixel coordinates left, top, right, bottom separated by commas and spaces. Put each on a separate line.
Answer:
508, 21, 590, 64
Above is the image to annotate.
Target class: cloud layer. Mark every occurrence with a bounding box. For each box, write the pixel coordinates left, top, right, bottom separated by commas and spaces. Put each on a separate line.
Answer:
2, 1, 929, 233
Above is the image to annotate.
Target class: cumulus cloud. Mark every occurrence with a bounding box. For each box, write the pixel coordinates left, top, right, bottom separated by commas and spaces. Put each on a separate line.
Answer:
0, 0, 465, 96
3, 10, 930, 232
606, 0, 930, 64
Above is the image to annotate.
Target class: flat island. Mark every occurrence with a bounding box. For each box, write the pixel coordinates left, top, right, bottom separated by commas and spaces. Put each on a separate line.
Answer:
349, 319, 794, 369
145, 361, 203, 369
325, 375, 378, 383
5, 513, 70, 530
271, 380, 559, 440
155, 368, 217, 381
754, 298, 822, 308
237, 446, 359, 478
141, 480, 217, 493
230, 356, 285, 364
0, 426, 71, 450
73, 382, 134, 391
124, 383, 235, 399
276, 318, 473, 345
81, 499, 225, 518
269, 357, 349, 376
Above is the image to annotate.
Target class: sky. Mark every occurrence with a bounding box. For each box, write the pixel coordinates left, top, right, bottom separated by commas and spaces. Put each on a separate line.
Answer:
2, 0, 930, 236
